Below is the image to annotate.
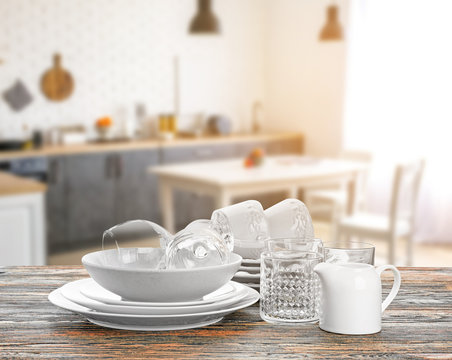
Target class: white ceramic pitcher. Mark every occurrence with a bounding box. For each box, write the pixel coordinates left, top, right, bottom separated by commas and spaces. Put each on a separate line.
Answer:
314, 262, 401, 335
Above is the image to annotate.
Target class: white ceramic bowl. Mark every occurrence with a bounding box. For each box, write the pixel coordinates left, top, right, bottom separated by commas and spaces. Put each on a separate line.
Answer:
82, 249, 242, 302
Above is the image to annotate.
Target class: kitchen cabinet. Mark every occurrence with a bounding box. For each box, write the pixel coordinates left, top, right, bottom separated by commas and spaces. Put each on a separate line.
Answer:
42, 135, 304, 251
46, 156, 67, 250
64, 153, 116, 246
0, 193, 45, 265
48, 150, 160, 251
161, 143, 237, 163
115, 150, 160, 224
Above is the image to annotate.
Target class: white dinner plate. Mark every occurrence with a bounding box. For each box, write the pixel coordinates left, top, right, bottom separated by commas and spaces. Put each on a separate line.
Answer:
232, 271, 260, 284
79, 278, 239, 307
61, 279, 249, 315
239, 266, 260, 274
241, 259, 261, 266
242, 283, 260, 290
48, 286, 260, 331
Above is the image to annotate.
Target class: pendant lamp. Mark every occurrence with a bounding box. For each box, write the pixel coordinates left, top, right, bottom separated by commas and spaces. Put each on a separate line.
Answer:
189, 0, 220, 34
319, 5, 343, 41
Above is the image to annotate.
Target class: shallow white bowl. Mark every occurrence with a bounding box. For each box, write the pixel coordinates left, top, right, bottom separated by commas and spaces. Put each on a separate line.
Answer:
82, 249, 242, 302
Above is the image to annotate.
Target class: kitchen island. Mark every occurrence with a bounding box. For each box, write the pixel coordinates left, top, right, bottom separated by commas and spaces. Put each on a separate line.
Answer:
0, 172, 46, 265
0, 266, 450, 359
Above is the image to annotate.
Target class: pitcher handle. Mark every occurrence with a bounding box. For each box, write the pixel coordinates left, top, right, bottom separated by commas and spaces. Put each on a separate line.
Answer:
376, 265, 401, 313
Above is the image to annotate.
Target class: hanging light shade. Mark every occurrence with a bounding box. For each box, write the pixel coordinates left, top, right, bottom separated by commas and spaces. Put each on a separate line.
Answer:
189, 0, 220, 34
319, 5, 343, 41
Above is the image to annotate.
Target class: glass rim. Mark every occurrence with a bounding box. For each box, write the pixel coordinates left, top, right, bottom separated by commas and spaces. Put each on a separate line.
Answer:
265, 237, 322, 243
261, 250, 324, 261
323, 241, 375, 250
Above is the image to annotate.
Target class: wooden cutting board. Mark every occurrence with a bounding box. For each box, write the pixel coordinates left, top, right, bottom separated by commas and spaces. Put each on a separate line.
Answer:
41, 53, 74, 101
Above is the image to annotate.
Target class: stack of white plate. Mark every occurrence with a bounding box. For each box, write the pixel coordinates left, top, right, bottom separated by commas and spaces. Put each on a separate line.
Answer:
48, 278, 259, 331
232, 258, 261, 290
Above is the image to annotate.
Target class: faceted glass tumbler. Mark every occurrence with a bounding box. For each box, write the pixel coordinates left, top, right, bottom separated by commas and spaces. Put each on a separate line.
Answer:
264, 199, 315, 240
260, 250, 323, 324
211, 200, 269, 244
265, 238, 323, 254
323, 241, 375, 265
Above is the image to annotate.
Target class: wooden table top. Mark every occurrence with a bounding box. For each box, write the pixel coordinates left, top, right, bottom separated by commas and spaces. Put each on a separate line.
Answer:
1, 266, 451, 359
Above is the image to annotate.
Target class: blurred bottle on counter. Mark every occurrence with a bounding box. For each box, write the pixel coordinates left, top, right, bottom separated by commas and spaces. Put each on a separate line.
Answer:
168, 114, 178, 133
135, 103, 147, 139
22, 124, 33, 150
32, 130, 43, 149
158, 113, 177, 140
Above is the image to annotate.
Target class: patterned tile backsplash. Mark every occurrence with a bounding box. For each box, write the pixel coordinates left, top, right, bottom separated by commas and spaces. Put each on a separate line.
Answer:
0, 0, 266, 138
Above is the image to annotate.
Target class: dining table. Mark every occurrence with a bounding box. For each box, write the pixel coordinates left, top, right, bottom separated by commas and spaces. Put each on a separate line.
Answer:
1, 266, 451, 359
151, 155, 368, 233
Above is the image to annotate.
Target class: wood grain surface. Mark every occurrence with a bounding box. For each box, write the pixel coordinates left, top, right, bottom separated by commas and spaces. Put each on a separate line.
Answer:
0, 132, 303, 161
41, 54, 74, 102
0, 171, 47, 196
0, 266, 451, 359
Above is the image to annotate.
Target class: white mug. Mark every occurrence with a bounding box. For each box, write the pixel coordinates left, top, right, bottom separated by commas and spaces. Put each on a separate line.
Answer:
314, 262, 401, 335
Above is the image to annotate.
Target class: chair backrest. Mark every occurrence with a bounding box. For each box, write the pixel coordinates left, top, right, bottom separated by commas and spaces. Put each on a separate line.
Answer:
340, 150, 373, 210
389, 159, 425, 233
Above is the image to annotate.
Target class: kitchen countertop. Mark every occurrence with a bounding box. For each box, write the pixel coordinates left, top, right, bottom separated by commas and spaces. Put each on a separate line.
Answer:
0, 171, 47, 196
0, 266, 450, 359
0, 132, 303, 160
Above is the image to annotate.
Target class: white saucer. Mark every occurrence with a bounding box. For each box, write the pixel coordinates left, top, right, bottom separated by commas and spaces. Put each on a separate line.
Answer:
48, 286, 260, 331
80, 278, 238, 307
61, 279, 249, 315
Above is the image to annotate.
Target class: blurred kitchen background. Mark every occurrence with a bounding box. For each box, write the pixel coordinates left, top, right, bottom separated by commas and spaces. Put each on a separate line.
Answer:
0, 0, 451, 267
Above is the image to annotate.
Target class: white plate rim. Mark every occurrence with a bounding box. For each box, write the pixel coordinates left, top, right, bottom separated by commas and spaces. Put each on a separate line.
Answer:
49, 286, 260, 319
234, 271, 260, 279
86, 317, 224, 331
241, 259, 261, 265
79, 278, 240, 307
61, 281, 249, 315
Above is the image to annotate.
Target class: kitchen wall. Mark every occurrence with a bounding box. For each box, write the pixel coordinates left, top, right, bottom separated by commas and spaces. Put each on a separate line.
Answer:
0, 0, 347, 157
263, 0, 348, 157
0, 0, 266, 138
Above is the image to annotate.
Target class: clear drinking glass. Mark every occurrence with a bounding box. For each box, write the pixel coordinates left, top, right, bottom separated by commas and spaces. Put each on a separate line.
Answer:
101, 220, 171, 269
323, 241, 375, 265
265, 237, 323, 254
165, 227, 229, 269
102, 220, 173, 250
260, 250, 323, 324
185, 219, 234, 252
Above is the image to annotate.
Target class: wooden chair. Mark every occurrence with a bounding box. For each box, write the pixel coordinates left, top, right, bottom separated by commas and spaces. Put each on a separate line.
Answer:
335, 159, 425, 265
305, 150, 373, 221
